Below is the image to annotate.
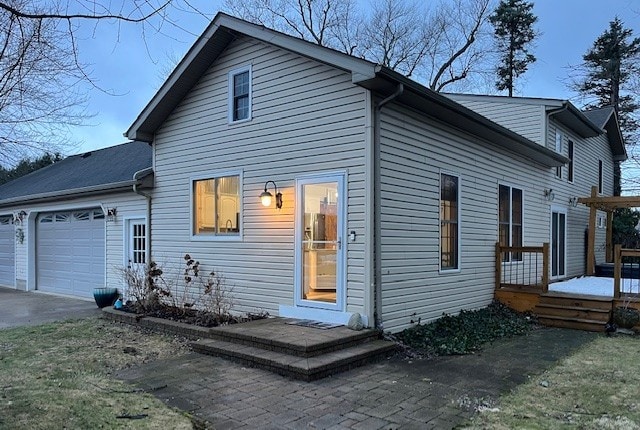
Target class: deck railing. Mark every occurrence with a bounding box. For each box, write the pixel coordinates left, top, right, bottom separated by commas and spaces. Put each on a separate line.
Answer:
613, 244, 640, 298
495, 242, 549, 293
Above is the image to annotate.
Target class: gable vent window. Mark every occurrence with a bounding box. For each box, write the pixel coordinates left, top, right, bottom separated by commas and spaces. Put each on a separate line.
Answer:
229, 66, 252, 123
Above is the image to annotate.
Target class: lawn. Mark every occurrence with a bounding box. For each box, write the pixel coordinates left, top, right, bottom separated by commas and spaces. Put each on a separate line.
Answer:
465, 334, 640, 429
0, 317, 193, 429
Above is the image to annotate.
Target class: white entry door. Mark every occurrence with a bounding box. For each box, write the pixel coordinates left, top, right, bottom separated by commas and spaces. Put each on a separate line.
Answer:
126, 218, 147, 272
551, 209, 567, 279
295, 174, 345, 311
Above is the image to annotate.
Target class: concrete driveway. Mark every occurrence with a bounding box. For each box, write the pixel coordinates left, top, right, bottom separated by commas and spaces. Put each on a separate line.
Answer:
0, 287, 101, 329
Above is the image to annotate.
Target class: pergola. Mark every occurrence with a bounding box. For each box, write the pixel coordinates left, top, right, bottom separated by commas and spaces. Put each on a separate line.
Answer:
578, 186, 640, 275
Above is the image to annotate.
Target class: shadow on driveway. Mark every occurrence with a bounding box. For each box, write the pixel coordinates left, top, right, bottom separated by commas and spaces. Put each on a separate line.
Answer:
0, 287, 101, 329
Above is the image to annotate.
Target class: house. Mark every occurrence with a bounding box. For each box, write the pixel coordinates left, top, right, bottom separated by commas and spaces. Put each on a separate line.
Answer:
0, 141, 152, 298
0, 13, 624, 333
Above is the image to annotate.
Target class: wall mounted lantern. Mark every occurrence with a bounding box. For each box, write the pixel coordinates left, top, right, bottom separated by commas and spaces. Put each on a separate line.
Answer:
544, 188, 555, 202
569, 196, 579, 208
107, 207, 117, 222
260, 181, 283, 209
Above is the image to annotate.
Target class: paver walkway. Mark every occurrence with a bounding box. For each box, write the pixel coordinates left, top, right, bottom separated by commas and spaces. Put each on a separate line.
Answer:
118, 327, 596, 429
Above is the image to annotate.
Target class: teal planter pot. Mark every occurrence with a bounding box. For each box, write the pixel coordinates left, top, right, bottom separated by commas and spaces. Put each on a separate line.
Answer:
93, 287, 119, 308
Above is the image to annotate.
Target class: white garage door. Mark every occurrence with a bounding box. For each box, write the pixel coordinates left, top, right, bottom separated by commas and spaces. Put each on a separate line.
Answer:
0, 216, 15, 288
37, 209, 105, 298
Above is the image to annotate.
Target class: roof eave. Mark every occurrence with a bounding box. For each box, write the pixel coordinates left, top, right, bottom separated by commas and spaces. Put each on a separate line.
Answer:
358, 69, 568, 168
547, 103, 601, 138
0, 180, 138, 208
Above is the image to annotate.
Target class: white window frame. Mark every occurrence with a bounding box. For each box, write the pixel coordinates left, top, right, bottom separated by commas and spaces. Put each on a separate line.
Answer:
190, 171, 243, 241
228, 65, 252, 124
555, 130, 563, 179
498, 183, 524, 263
439, 171, 461, 273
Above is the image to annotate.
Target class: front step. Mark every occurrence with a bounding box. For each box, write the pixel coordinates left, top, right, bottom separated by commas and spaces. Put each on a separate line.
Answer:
535, 293, 614, 332
192, 338, 396, 381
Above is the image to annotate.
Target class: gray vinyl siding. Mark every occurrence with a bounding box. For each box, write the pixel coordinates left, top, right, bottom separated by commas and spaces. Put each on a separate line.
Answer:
2, 192, 146, 292
447, 98, 546, 145
378, 103, 555, 333
546, 121, 614, 276
151, 36, 367, 316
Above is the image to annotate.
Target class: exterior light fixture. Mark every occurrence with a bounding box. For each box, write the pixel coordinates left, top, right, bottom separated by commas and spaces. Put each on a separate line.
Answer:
107, 207, 117, 222
260, 181, 282, 209
544, 189, 555, 202
569, 197, 578, 207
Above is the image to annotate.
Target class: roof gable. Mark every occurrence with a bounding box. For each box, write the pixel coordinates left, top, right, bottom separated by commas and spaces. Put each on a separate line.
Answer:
583, 107, 627, 161
0, 141, 152, 207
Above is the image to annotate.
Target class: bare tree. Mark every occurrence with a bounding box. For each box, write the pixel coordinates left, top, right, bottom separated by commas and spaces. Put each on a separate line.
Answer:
224, 0, 494, 92
0, 0, 190, 166
425, 0, 493, 92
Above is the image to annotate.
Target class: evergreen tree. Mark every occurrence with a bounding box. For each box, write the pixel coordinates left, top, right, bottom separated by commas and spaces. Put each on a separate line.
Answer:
489, 0, 537, 97
0, 153, 62, 186
577, 18, 640, 146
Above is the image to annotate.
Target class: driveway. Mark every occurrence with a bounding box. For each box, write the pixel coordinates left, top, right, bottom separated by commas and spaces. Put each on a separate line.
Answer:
0, 287, 100, 329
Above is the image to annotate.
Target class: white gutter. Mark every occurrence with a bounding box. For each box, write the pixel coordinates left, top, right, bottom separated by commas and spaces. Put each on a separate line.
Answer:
132, 168, 153, 268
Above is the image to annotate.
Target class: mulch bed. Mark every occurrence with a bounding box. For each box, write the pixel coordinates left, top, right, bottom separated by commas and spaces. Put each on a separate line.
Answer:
120, 303, 268, 328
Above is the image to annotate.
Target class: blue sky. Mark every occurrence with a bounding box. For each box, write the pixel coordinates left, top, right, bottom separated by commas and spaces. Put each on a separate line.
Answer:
70, 0, 639, 154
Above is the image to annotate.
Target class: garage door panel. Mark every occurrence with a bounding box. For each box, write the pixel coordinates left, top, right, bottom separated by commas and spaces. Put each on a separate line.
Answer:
37, 210, 104, 298
0, 218, 15, 287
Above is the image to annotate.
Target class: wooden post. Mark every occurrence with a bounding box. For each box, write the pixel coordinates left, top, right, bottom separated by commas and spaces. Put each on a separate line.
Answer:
614, 244, 622, 298
606, 211, 613, 263
495, 242, 502, 291
586, 186, 598, 276
542, 242, 549, 293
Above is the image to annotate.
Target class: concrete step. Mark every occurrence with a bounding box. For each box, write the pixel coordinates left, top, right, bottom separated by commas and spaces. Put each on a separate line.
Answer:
537, 315, 606, 332
191, 338, 397, 381
534, 304, 611, 322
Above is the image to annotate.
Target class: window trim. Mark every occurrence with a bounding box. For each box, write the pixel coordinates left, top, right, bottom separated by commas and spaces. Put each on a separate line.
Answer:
439, 171, 461, 273
555, 130, 563, 179
498, 182, 524, 263
567, 140, 574, 183
190, 171, 243, 241
228, 65, 252, 124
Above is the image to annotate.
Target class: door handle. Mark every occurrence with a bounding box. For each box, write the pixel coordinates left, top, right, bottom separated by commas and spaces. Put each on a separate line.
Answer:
337, 238, 342, 250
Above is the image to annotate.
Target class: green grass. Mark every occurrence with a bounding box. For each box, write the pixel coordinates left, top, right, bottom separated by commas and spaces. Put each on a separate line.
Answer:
464, 334, 640, 429
0, 317, 193, 429
397, 301, 532, 355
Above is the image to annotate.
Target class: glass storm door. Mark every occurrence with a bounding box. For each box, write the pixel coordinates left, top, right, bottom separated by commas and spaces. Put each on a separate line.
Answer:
296, 175, 344, 310
551, 210, 566, 279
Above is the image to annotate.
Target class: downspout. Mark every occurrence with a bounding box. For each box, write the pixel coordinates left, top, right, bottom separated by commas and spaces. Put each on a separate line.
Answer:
132, 168, 152, 268
373, 83, 404, 330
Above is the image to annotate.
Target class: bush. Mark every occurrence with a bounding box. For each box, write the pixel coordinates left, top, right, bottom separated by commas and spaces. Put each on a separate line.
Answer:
397, 301, 533, 356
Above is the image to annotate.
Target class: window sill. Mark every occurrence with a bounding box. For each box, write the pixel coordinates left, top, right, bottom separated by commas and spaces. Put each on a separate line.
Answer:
190, 234, 243, 242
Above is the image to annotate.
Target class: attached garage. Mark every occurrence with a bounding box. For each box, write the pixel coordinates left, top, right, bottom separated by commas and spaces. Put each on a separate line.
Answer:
0, 215, 15, 288
36, 209, 105, 298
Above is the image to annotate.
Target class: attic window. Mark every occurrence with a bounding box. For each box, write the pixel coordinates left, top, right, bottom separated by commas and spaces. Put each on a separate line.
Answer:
228, 65, 252, 123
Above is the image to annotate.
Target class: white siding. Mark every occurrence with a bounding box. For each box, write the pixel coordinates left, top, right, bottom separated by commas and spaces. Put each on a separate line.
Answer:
379, 103, 570, 332
1, 192, 146, 293
448, 98, 547, 145
151, 36, 367, 317
546, 121, 614, 276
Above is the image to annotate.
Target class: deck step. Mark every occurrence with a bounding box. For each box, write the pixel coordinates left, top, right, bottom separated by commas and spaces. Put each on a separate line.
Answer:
534, 304, 611, 322
191, 338, 397, 381
539, 293, 613, 310
537, 315, 606, 332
